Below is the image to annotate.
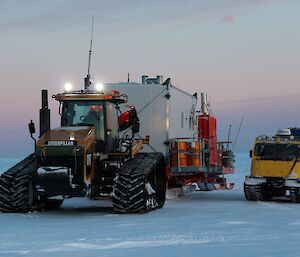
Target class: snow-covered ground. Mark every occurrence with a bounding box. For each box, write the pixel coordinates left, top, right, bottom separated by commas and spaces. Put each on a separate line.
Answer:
1, 153, 300, 257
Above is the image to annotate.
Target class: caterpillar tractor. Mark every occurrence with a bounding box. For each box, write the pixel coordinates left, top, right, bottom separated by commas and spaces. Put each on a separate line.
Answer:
244, 128, 300, 203
0, 80, 166, 213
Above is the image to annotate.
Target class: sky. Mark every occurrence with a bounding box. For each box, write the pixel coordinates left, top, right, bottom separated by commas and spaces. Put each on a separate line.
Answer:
0, 0, 299, 157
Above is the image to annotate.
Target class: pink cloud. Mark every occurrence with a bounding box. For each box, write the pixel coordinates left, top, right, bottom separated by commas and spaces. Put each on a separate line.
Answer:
220, 15, 234, 23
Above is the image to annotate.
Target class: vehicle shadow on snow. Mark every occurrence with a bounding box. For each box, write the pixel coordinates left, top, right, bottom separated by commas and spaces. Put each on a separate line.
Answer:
54, 206, 114, 215
162, 190, 256, 217
27, 191, 246, 216
170, 190, 246, 203
36, 199, 116, 216
172, 189, 298, 205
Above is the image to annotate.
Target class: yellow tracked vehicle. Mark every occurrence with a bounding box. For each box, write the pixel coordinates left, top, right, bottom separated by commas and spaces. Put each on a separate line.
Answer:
244, 128, 300, 202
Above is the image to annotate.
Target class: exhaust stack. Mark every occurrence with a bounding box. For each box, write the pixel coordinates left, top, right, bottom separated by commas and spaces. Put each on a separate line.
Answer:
40, 89, 50, 137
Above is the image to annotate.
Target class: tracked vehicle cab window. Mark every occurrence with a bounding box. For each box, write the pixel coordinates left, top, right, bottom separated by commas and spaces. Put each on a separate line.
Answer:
61, 101, 105, 141
254, 143, 299, 161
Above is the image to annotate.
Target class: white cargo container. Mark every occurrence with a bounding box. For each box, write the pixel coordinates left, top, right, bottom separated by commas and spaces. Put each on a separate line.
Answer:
105, 76, 198, 155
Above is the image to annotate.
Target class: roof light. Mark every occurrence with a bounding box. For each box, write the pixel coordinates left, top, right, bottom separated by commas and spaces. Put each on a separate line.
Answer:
95, 83, 104, 91
64, 83, 73, 92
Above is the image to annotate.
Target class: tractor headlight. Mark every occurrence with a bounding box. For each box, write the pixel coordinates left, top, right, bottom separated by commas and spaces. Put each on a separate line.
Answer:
95, 82, 104, 92
64, 83, 73, 92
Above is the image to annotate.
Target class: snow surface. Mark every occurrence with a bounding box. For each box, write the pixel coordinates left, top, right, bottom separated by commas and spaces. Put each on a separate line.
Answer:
1, 153, 300, 257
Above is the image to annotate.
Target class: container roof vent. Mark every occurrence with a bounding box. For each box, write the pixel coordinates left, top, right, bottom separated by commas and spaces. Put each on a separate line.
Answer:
276, 128, 291, 137
141, 75, 163, 85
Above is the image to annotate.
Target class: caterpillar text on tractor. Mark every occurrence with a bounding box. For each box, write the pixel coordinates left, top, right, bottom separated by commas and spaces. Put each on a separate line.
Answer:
244, 128, 300, 202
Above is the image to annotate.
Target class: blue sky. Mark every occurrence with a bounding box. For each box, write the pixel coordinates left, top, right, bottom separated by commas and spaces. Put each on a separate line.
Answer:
0, 0, 299, 157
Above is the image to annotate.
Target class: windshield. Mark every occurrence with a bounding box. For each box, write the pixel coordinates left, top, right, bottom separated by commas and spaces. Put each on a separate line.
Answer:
254, 143, 299, 161
61, 101, 105, 140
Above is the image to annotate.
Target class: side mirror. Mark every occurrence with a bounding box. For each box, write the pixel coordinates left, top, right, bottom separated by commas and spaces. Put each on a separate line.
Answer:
118, 106, 140, 134
118, 111, 130, 131
249, 150, 253, 158
28, 120, 36, 135
28, 120, 37, 152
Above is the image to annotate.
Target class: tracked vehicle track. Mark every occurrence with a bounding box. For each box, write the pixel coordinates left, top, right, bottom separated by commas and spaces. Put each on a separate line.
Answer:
0, 154, 36, 213
0, 152, 166, 214
289, 189, 300, 203
244, 183, 272, 201
113, 153, 166, 214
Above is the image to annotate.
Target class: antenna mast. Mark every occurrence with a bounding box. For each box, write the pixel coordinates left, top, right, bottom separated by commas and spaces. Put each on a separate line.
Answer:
84, 16, 95, 90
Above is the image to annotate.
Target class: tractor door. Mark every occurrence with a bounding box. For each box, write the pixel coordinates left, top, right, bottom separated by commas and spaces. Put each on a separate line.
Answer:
105, 102, 119, 152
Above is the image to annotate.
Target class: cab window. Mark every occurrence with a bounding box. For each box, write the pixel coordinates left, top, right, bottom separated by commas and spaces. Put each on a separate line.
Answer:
61, 101, 105, 141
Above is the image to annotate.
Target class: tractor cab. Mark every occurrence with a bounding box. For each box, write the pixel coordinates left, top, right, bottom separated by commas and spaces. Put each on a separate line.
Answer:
54, 90, 127, 153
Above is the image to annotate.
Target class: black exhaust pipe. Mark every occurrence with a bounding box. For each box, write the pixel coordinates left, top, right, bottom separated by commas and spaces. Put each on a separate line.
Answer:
40, 89, 50, 137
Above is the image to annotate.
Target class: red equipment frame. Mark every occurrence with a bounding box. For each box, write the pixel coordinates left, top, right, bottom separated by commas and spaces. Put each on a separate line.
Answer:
167, 113, 234, 190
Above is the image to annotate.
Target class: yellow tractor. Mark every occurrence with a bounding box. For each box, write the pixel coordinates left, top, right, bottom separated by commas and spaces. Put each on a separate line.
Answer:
0, 83, 166, 213
244, 128, 300, 202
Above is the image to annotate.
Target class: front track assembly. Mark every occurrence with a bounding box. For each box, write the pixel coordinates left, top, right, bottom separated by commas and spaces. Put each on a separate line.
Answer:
113, 153, 166, 214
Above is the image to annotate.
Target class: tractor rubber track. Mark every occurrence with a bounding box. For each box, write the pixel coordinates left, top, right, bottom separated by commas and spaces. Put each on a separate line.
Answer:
0, 154, 36, 213
244, 183, 272, 201
113, 153, 165, 214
